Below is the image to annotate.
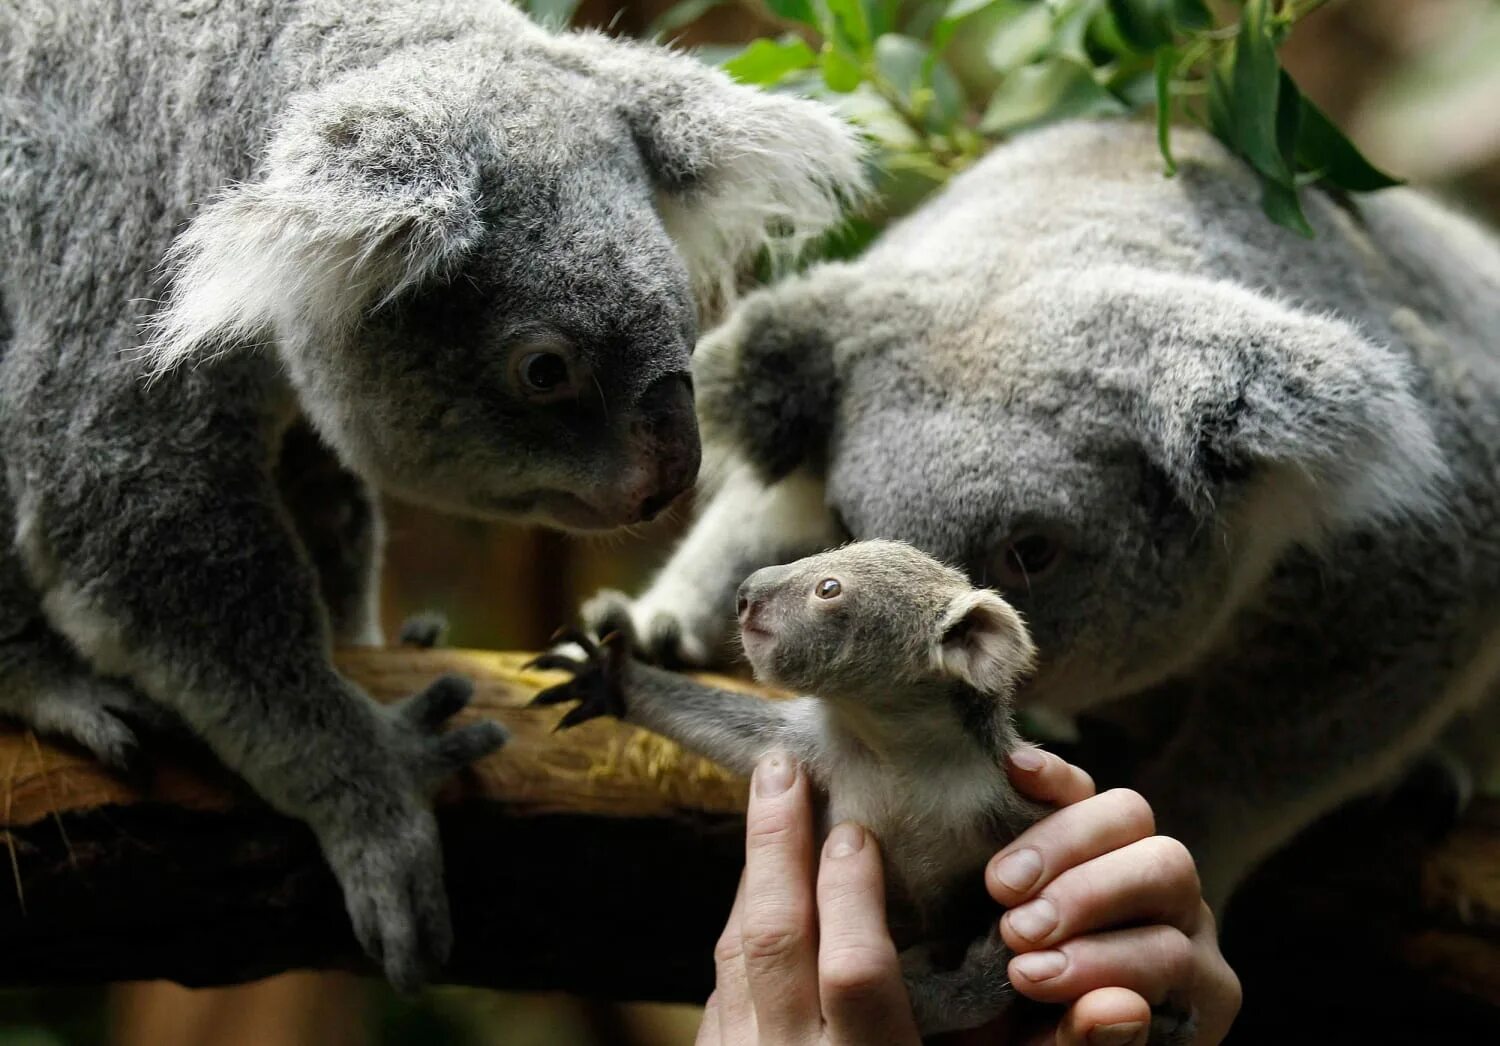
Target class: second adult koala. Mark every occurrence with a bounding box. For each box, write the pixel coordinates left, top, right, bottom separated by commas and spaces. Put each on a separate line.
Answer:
586, 119, 1500, 912
0, 0, 863, 985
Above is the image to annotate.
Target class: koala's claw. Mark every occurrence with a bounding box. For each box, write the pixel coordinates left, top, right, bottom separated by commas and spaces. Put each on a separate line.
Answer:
527, 629, 629, 730
398, 610, 448, 650
580, 590, 714, 669
19, 679, 174, 780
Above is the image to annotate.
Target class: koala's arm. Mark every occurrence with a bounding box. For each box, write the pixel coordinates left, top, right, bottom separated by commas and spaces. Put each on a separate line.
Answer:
15, 422, 504, 988
531, 640, 820, 774
584, 462, 844, 667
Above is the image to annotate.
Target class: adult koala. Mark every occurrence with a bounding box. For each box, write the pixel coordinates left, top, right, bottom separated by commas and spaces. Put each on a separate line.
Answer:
587, 120, 1500, 910
0, 0, 863, 986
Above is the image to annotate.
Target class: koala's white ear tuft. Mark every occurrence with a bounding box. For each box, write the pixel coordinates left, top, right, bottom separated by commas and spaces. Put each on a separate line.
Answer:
934, 590, 1037, 696
552, 33, 868, 322
140, 78, 486, 376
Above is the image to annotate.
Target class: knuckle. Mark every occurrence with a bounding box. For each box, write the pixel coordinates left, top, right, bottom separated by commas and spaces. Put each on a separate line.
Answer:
1102, 788, 1156, 836
1144, 835, 1199, 887
1150, 926, 1196, 986
739, 922, 808, 967
819, 944, 897, 1000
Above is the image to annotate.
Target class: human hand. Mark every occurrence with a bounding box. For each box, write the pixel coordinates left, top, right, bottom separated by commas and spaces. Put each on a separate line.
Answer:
962, 748, 1241, 1046
697, 752, 922, 1045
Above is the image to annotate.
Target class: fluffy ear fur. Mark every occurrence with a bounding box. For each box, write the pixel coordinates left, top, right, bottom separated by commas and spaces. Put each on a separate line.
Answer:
1067, 268, 1449, 528
934, 590, 1037, 696
550, 33, 868, 320
693, 273, 844, 482
142, 70, 486, 375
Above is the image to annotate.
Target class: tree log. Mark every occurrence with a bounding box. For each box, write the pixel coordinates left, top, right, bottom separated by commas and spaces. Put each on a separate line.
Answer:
1, 649, 1497, 1041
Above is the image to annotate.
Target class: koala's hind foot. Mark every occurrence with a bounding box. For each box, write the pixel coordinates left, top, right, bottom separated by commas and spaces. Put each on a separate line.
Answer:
318, 674, 508, 991
900, 931, 1020, 1036
0, 628, 175, 778
526, 628, 629, 730
398, 610, 448, 650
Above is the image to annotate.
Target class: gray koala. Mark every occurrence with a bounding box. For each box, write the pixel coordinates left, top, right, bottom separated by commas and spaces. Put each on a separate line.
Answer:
542, 540, 1192, 1040
0, 0, 863, 986
585, 119, 1500, 912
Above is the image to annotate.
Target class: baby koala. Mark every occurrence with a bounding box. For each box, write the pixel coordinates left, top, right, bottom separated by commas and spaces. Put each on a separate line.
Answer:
532, 541, 1190, 1038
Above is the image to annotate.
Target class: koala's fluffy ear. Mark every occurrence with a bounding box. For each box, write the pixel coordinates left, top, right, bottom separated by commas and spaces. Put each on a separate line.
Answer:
933, 590, 1037, 696
553, 33, 868, 320
1085, 269, 1449, 529
143, 72, 485, 374
693, 273, 845, 482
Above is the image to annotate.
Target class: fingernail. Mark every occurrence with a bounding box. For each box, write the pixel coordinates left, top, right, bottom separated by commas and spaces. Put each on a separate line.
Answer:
1005, 897, 1058, 942
1009, 747, 1044, 772
1088, 1021, 1146, 1046
1011, 949, 1066, 982
755, 753, 795, 797
825, 822, 865, 858
991, 847, 1042, 894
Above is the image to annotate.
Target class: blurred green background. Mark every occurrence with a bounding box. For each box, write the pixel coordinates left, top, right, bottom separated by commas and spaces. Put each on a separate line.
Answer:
4, 0, 1499, 1043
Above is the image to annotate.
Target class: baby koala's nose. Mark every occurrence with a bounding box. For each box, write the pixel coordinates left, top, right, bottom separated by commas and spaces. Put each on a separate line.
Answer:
735, 580, 755, 621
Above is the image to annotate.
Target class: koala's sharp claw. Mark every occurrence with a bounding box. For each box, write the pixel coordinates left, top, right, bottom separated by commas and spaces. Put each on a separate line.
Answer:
546, 625, 598, 657
524, 652, 587, 674
530, 681, 580, 707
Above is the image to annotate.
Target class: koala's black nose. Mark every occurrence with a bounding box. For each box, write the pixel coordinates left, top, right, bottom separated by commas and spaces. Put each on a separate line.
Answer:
628, 373, 701, 522
736, 585, 751, 618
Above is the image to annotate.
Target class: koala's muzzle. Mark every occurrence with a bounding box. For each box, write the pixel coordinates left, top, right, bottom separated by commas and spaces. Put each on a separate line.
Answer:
623, 373, 701, 523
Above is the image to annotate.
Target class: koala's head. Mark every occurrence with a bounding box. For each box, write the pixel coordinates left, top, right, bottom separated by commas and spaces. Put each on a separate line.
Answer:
701, 264, 1446, 712
144, 21, 865, 530
735, 540, 1036, 704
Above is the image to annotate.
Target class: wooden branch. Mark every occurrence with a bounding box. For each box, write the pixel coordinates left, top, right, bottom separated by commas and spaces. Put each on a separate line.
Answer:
2, 649, 1498, 1039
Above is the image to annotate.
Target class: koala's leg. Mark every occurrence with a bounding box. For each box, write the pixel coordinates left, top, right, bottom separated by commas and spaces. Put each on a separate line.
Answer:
900, 932, 1019, 1037
584, 463, 843, 666
275, 420, 384, 646
530, 637, 819, 774
16, 464, 505, 990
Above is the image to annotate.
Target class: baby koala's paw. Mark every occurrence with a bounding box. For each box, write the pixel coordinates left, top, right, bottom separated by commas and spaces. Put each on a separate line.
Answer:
581, 588, 717, 669
526, 628, 630, 730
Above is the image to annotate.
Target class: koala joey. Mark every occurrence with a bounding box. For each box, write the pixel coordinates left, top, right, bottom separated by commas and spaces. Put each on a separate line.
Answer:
0, 0, 863, 986
586, 119, 1500, 914
533, 540, 1193, 1040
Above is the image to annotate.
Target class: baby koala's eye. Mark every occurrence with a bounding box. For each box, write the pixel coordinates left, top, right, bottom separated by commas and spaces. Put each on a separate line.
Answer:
815, 578, 842, 599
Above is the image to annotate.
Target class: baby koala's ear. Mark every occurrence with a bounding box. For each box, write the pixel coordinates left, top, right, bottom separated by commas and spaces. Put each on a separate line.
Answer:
143, 67, 486, 375
933, 591, 1037, 695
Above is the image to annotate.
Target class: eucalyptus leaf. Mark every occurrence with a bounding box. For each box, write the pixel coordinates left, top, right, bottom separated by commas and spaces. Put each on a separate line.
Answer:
1260, 175, 1314, 237
821, 45, 864, 92
984, 2, 1057, 73
723, 37, 819, 85
524, 0, 581, 29
1228, 0, 1292, 185
979, 57, 1126, 136
1107, 0, 1173, 51
874, 34, 965, 131
766, 0, 818, 26
822, 0, 874, 57
1296, 94, 1403, 191
648, 0, 729, 38
1154, 45, 1178, 175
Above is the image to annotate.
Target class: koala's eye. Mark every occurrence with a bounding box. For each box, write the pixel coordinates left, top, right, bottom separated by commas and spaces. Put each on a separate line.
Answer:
508, 340, 580, 403
995, 532, 1062, 592
815, 578, 842, 599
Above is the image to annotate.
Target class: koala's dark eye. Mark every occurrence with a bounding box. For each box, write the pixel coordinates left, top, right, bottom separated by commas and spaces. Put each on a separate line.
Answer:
995, 532, 1062, 592
520, 352, 569, 392
509, 342, 579, 402
815, 578, 842, 599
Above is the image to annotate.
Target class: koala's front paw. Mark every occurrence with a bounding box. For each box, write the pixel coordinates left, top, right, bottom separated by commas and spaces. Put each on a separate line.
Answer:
20, 678, 174, 778
526, 628, 629, 730
323, 675, 508, 989
580, 588, 718, 668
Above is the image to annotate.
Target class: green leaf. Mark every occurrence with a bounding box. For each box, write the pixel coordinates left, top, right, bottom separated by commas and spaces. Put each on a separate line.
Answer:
1154, 45, 1178, 175
979, 57, 1127, 136
647, 0, 730, 38
820, 45, 864, 92
1259, 175, 1314, 237
723, 37, 819, 85
1227, 0, 1291, 185
766, 0, 818, 26
1107, 0, 1172, 51
821, 0, 873, 58
524, 0, 581, 29
944, 0, 1001, 22
1169, 0, 1212, 32
874, 34, 965, 131
983, 2, 1057, 73
1295, 94, 1403, 191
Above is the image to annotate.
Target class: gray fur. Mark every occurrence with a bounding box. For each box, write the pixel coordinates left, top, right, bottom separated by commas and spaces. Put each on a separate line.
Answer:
0, 0, 864, 987
589, 119, 1500, 911
561, 539, 1049, 1036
